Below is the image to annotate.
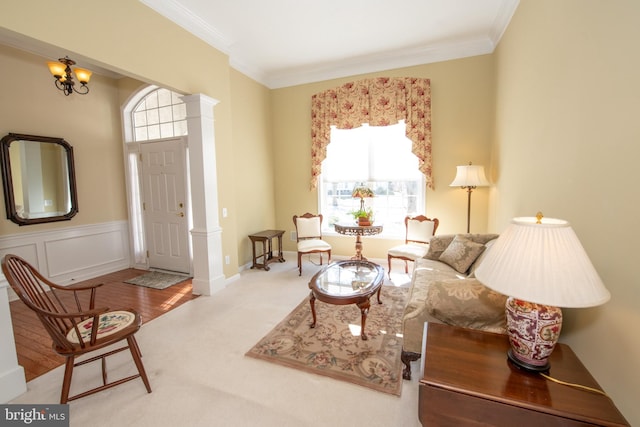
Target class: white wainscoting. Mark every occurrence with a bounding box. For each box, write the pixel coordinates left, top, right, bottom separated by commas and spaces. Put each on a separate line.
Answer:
0, 220, 131, 403
0, 220, 132, 288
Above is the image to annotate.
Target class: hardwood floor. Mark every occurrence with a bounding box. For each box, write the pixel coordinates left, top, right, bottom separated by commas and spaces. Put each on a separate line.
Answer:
8, 268, 198, 382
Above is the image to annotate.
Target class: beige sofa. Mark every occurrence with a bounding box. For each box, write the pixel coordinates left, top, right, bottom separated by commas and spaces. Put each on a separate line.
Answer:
401, 233, 508, 380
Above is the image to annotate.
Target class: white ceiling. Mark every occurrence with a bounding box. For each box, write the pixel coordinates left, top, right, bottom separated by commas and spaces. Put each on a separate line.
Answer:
1, 0, 519, 89
141, 0, 519, 88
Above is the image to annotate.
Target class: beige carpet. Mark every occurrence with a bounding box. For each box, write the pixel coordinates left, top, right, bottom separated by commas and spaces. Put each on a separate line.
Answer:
246, 286, 408, 396
9, 256, 421, 427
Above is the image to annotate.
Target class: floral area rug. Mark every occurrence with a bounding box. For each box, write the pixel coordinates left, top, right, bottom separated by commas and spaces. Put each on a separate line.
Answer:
245, 286, 409, 396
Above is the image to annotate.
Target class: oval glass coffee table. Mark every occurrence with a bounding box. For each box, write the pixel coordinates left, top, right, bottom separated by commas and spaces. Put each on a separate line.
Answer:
307, 260, 384, 340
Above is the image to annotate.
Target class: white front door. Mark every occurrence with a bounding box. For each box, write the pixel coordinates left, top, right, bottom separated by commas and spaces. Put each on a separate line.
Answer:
140, 138, 191, 274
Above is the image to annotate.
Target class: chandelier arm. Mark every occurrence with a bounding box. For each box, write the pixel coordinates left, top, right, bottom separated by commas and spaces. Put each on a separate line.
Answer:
73, 84, 89, 95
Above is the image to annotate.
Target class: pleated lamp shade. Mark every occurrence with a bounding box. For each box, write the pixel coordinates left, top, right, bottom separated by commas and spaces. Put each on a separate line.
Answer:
474, 215, 610, 308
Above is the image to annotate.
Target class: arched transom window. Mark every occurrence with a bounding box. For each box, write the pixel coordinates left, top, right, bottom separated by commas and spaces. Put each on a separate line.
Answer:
132, 88, 187, 141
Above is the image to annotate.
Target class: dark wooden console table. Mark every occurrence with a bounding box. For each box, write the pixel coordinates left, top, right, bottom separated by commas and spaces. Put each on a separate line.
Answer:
419, 322, 629, 426
248, 230, 285, 271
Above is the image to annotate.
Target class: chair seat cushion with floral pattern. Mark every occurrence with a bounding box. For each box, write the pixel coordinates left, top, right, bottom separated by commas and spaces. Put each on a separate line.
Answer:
67, 310, 137, 344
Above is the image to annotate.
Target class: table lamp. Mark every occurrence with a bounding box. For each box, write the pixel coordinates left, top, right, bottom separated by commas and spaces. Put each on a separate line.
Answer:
449, 162, 490, 233
474, 213, 610, 371
352, 184, 375, 211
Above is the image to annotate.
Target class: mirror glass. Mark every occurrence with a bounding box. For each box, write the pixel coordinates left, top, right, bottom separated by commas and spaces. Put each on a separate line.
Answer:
0, 133, 78, 226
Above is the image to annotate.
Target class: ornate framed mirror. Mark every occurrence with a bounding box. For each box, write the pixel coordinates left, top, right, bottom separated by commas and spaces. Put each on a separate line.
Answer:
0, 133, 78, 226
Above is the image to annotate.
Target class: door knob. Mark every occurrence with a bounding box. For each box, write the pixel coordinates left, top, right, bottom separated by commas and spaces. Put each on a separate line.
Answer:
177, 212, 184, 217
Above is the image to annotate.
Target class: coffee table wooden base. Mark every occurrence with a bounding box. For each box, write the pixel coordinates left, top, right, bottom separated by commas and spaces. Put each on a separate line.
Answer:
309, 288, 382, 340
308, 260, 385, 340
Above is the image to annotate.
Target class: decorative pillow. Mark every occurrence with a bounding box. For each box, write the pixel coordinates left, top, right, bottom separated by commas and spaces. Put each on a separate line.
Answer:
438, 235, 486, 274
424, 235, 456, 260
464, 233, 500, 245
426, 279, 507, 333
467, 238, 497, 278
424, 234, 499, 260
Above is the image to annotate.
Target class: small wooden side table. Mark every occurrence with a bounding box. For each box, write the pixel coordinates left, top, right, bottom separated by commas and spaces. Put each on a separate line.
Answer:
248, 230, 285, 271
418, 322, 629, 426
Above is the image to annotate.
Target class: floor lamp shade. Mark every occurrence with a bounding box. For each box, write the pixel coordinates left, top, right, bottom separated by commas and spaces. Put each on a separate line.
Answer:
449, 163, 489, 233
474, 214, 610, 371
449, 164, 490, 188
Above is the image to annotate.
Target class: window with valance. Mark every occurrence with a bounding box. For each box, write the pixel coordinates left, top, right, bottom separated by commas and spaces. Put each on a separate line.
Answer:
310, 77, 432, 190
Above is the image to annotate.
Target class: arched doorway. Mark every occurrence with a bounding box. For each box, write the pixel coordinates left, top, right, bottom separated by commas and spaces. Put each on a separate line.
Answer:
121, 85, 191, 274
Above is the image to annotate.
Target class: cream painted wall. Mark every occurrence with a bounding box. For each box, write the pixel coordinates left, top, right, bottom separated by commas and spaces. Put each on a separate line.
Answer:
1, 0, 241, 278
0, 44, 127, 236
229, 70, 276, 266
493, 0, 639, 423
271, 56, 496, 259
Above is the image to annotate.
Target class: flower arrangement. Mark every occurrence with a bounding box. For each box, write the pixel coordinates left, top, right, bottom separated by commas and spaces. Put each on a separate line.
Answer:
350, 207, 374, 226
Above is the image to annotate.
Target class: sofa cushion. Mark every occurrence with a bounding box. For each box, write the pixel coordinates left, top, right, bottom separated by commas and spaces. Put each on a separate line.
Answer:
425, 279, 507, 334
403, 259, 464, 332
438, 235, 486, 274
401, 259, 464, 354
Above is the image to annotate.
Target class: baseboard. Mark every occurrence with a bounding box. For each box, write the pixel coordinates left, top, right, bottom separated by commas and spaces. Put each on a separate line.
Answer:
0, 365, 26, 403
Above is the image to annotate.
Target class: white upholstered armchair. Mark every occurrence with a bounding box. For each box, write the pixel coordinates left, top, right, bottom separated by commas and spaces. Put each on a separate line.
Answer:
387, 215, 439, 276
292, 213, 332, 276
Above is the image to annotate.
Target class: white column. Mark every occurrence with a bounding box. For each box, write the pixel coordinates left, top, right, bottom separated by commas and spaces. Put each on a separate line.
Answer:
181, 94, 225, 296
0, 278, 26, 403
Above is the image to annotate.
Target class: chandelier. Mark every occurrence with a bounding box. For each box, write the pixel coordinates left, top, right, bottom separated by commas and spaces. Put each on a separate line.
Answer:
47, 56, 92, 96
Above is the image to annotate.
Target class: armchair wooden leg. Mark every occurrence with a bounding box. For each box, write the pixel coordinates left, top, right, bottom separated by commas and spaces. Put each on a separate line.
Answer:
128, 336, 151, 393
388, 256, 392, 277
60, 357, 75, 404
298, 253, 302, 276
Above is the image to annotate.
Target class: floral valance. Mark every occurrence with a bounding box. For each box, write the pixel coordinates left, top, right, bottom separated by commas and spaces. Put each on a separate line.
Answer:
310, 77, 432, 189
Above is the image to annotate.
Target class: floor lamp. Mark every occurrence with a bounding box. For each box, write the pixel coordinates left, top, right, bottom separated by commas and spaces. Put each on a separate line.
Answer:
449, 162, 489, 233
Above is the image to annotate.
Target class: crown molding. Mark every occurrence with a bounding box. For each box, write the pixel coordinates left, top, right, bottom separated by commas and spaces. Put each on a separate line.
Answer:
262, 37, 495, 89
140, 0, 232, 54
488, 0, 520, 45
139, 0, 519, 89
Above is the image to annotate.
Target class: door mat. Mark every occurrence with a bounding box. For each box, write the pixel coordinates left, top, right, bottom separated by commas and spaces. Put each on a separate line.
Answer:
245, 286, 409, 396
124, 271, 191, 290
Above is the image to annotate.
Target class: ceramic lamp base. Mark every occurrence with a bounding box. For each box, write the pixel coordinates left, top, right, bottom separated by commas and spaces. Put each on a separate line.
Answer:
505, 297, 563, 372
